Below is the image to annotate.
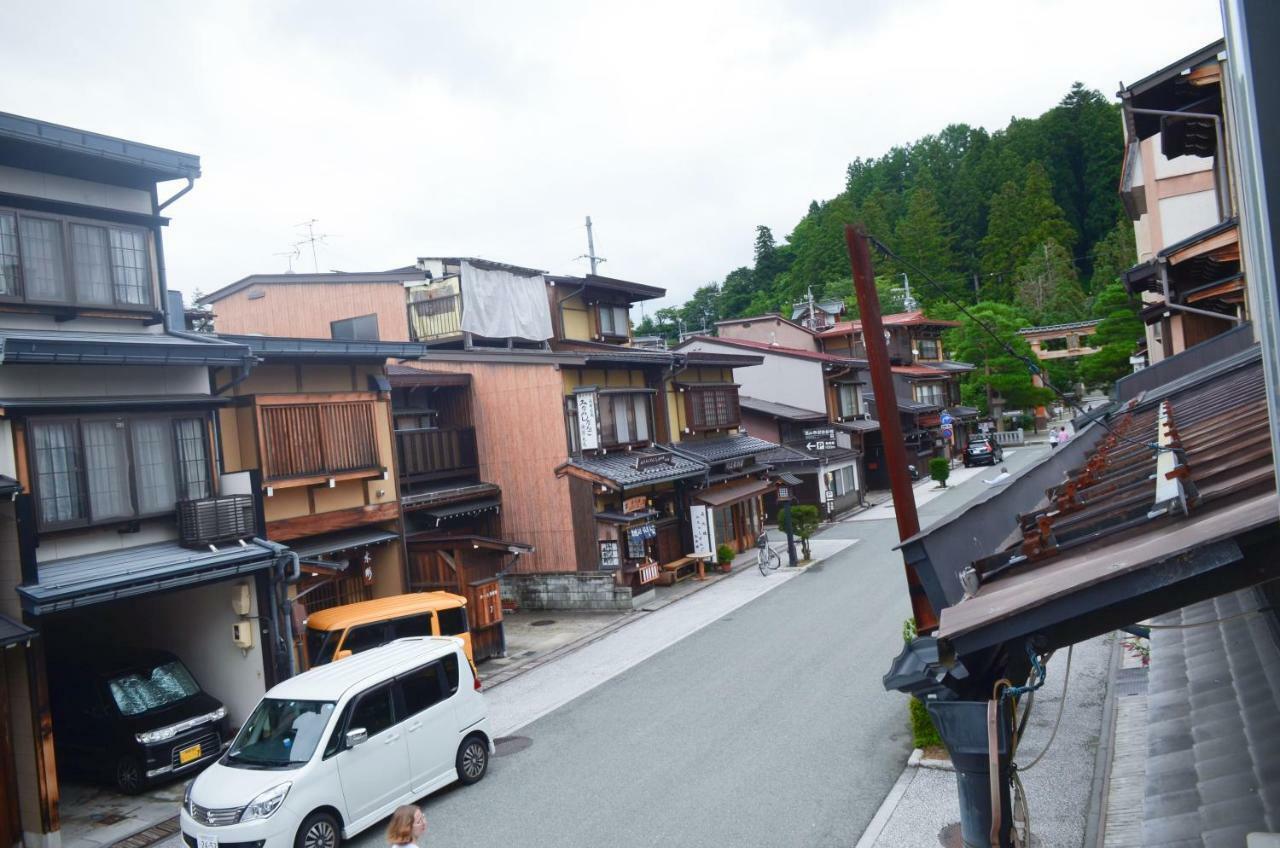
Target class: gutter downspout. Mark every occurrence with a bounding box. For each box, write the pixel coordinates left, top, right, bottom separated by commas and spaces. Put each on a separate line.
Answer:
1158, 261, 1244, 323
255, 538, 301, 679
158, 177, 196, 212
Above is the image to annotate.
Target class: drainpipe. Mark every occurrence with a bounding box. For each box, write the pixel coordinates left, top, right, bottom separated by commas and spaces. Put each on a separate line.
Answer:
1126, 107, 1231, 221
1158, 262, 1243, 323
255, 538, 301, 679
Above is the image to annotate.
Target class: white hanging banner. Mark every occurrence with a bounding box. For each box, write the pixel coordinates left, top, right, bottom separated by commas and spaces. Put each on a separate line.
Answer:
577, 391, 600, 451
689, 504, 713, 556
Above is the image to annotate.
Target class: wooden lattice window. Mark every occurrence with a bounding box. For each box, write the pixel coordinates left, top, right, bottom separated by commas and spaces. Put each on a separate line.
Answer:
261, 401, 379, 480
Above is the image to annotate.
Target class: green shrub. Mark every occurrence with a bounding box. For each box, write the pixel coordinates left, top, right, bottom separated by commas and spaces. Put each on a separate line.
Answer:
716, 543, 735, 564
789, 504, 820, 560
910, 697, 944, 749
929, 457, 950, 486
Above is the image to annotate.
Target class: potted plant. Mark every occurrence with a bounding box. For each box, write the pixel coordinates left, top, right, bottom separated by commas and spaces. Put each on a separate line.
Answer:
716, 543, 735, 573
929, 456, 951, 488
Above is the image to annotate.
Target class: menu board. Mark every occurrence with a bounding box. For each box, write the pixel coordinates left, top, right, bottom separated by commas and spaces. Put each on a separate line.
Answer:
598, 539, 620, 570
689, 504, 712, 556
577, 391, 600, 450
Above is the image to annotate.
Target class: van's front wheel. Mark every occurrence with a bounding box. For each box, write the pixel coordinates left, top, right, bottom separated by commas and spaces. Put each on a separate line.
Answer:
296, 811, 340, 848
456, 735, 489, 785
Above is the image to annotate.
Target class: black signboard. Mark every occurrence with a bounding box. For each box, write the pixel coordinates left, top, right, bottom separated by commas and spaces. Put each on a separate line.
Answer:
803, 426, 838, 452
634, 453, 674, 471
598, 540, 621, 570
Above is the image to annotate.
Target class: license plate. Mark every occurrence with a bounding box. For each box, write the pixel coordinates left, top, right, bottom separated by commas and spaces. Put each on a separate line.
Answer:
178, 743, 202, 765
197, 835, 217, 848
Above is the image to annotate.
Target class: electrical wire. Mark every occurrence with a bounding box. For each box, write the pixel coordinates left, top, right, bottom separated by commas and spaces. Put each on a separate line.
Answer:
866, 235, 1175, 456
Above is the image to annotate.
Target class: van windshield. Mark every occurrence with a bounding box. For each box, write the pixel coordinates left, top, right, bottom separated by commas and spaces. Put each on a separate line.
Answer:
306, 628, 338, 667
227, 699, 335, 769
108, 661, 200, 716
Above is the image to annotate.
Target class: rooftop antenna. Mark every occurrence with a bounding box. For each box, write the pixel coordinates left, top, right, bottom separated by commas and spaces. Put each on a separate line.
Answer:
273, 244, 301, 274
295, 219, 332, 273
574, 216, 607, 275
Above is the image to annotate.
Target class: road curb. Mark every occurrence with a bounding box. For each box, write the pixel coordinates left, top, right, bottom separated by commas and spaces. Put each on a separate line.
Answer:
853, 759, 918, 848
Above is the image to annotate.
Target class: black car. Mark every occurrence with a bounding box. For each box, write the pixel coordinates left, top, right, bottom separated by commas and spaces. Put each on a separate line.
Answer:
963, 435, 1004, 467
48, 649, 231, 794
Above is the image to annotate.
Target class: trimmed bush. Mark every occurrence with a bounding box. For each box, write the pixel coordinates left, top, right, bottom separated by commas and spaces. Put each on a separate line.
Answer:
929, 457, 951, 487
716, 543, 735, 564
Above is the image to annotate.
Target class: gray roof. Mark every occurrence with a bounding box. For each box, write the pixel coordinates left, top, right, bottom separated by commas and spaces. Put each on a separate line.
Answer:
0, 328, 254, 367
865, 393, 941, 414
0, 394, 226, 413
1142, 588, 1280, 846
791, 299, 845, 320
423, 498, 502, 524
0, 614, 34, 649
0, 110, 200, 184
197, 269, 429, 304
1017, 319, 1104, 334
218, 334, 430, 361
19, 540, 278, 615
836, 418, 881, 433
739, 396, 827, 421
545, 274, 665, 301
290, 528, 400, 560
756, 444, 820, 468
563, 446, 706, 490
672, 434, 778, 464
932, 360, 976, 372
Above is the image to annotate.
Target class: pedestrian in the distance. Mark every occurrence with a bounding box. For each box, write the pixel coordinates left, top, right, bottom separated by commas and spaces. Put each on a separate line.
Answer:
1049, 428, 1059, 450
386, 805, 427, 848
1059, 425, 1070, 445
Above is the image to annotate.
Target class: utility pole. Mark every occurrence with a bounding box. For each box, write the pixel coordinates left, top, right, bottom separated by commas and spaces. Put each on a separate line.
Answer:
577, 216, 606, 275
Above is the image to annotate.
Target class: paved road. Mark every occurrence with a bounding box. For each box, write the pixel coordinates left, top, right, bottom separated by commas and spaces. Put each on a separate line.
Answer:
350, 447, 1048, 848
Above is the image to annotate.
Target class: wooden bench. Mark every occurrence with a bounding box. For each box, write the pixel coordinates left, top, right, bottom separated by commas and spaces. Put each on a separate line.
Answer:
656, 556, 704, 586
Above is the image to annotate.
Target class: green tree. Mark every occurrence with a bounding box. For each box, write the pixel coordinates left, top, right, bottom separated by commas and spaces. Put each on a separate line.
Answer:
1078, 280, 1144, 389
789, 504, 820, 560
945, 302, 1054, 422
678, 283, 721, 334
980, 161, 1078, 295
717, 266, 757, 318
893, 179, 961, 303
1088, 219, 1138, 293
1014, 239, 1087, 324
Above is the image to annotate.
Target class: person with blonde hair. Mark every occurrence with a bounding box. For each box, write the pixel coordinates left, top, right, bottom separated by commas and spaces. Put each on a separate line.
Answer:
386, 805, 426, 848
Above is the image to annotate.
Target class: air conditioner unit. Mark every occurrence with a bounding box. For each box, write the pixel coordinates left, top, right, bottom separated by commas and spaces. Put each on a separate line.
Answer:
177, 495, 257, 548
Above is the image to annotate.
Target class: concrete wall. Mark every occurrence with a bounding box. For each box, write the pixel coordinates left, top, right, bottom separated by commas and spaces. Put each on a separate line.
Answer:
500, 571, 637, 611
717, 316, 816, 350
680, 341, 824, 413
0, 165, 152, 214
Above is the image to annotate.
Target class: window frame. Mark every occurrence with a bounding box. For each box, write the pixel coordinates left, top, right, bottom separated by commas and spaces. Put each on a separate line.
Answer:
596, 303, 630, 339
330, 313, 380, 341
684, 386, 741, 432
911, 381, 946, 407
916, 338, 940, 360
344, 682, 398, 742
394, 661, 449, 719
27, 412, 213, 532
567, 391, 654, 452
0, 205, 155, 311
837, 384, 861, 418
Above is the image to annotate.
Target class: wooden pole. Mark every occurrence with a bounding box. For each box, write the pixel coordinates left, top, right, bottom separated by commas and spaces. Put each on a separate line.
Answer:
844, 225, 939, 633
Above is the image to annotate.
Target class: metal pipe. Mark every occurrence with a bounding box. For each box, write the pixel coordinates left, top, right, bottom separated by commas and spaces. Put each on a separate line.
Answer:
844, 225, 937, 632
1127, 107, 1230, 221
1159, 262, 1243, 322
157, 177, 196, 212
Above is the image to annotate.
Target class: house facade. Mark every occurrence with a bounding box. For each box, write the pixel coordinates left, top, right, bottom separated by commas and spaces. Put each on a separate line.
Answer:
0, 113, 293, 848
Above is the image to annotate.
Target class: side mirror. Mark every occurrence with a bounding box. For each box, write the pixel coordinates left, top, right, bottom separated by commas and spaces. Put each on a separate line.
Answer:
334, 650, 353, 661
345, 728, 368, 748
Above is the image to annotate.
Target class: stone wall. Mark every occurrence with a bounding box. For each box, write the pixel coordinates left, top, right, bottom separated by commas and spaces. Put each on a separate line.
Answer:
500, 571, 639, 610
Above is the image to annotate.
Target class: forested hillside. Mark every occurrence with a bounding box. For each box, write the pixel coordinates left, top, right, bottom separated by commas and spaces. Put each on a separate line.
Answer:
637, 83, 1137, 337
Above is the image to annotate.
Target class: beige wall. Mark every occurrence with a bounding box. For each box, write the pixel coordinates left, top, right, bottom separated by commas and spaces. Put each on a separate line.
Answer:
211, 283, 412, 340
716, 316, 816, 350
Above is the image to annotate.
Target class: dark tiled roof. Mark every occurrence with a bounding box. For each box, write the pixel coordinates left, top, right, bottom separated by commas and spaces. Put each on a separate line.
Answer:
0, 110, 201, 182
673, 434, 778, 464
545, 274, 665, 301
289, 528, 401, 560
756, 444, 819, 468
218, 334, 429, 361
865, 393, 940, 414
1017, 319, 1104, 334
739, 396, 827, 421
0, 329, 253, 367
560, 446, 706, 490
1142, 589, 1280, 847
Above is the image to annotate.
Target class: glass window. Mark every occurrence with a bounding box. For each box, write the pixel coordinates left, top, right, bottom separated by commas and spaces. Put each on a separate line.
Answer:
108, 228, 150, 305
612, 395, 632, 444
398, 664, 446, 716
71, 224, 113, 305
131, 419, 177, 514
437, 606, 468, 636
348, 684, 396, 738
442, 653, 460, 693
838, 384, 860, 418
19, 217, 68, 302
306, 628, 339, 667
1, 212, 21, 296
108, 660, 200, 716
174, 418, 211, 500
388, 614, 433, 640
330, 314, 379, 340
340, 623, 387, 656
229, 699, 336, 768
633, 394, 650, 441
917, 339, 940, 360
32, 421, 84, 526
599, 305, 629, 336
81, 420, 132, 521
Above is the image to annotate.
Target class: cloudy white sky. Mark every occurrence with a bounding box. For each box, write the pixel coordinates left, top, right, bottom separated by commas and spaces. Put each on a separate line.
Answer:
2, 1, 1221, 311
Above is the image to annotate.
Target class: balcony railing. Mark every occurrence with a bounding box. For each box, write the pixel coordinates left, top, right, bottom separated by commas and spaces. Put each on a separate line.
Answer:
396, 426, 479, 481
261, 401, 381, 481
408, 295, 462, 341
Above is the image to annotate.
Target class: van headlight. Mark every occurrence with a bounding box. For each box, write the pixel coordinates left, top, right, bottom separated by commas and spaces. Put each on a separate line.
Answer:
240, 782, 291, 822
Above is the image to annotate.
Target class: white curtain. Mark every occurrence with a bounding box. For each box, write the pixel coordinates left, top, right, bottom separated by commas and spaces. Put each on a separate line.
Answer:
82, 420, 132, 520
132, 419, 176, 513
458, 260, 553, 341
71, 224, 113, 305
32, 421, 83, 524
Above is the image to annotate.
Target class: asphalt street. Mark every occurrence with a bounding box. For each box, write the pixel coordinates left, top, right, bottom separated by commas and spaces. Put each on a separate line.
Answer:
353, 446, 1049, 848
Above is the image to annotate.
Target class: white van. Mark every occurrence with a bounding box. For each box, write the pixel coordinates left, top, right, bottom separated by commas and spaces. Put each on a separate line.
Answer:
180, 638, 492, 848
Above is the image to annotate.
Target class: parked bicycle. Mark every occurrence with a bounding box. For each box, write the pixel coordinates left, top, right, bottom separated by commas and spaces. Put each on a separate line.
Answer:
756, 531, 783, 575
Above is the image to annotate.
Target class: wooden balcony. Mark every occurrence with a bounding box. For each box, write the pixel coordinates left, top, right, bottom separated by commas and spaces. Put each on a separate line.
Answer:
260, 400, 382, 483
396, 426, 479, 483
407, 295, 462, 342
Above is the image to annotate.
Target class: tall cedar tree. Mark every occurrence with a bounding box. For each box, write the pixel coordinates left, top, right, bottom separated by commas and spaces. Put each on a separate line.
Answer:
892, 178, 961, 302
980, 161, 1078, 295
1014, 238, 1088, 325
1088, 219, 1139, 293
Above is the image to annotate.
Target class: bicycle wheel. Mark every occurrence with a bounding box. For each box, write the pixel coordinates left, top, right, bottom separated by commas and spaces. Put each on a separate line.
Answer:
757, 547, 770, 576
767, 546, 783, 571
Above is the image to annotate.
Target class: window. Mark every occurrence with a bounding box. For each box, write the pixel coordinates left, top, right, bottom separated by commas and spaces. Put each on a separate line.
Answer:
830, 465, 857, 497
837, 384, 861, 418
598, 304, 630, 337
29, 414, 210, 530
398, 664, 446, 716
912, 382, 945, 407
260, 401, 380, 480
917, 338, 940, 360
598, 393, 652, 447
389, 614, 433, 640
437, 606, 468, 636
0, 206, 153, 309
340, 623, 387, 656
348, 684, 396, 738
107, 660, 199, 716
231, 699, 336, 767
686, 387, 740, 431
442, 652, 460, 693
330, 314, 379, 341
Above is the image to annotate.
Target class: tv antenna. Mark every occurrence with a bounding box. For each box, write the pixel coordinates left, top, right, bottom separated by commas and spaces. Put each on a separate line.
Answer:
295, 219, 333, 273
273, 244, 302, 273
574, 216, 606, 275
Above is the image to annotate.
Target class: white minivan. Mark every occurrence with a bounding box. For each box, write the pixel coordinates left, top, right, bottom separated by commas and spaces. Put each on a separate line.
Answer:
181, 638, 492, 848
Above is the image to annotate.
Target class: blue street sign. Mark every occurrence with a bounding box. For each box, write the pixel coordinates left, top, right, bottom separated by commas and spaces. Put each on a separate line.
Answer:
941, 426, 954, 438
940, 412, 954, 426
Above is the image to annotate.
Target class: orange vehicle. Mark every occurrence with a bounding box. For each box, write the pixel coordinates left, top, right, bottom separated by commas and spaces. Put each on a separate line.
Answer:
302, 592, 474, 668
